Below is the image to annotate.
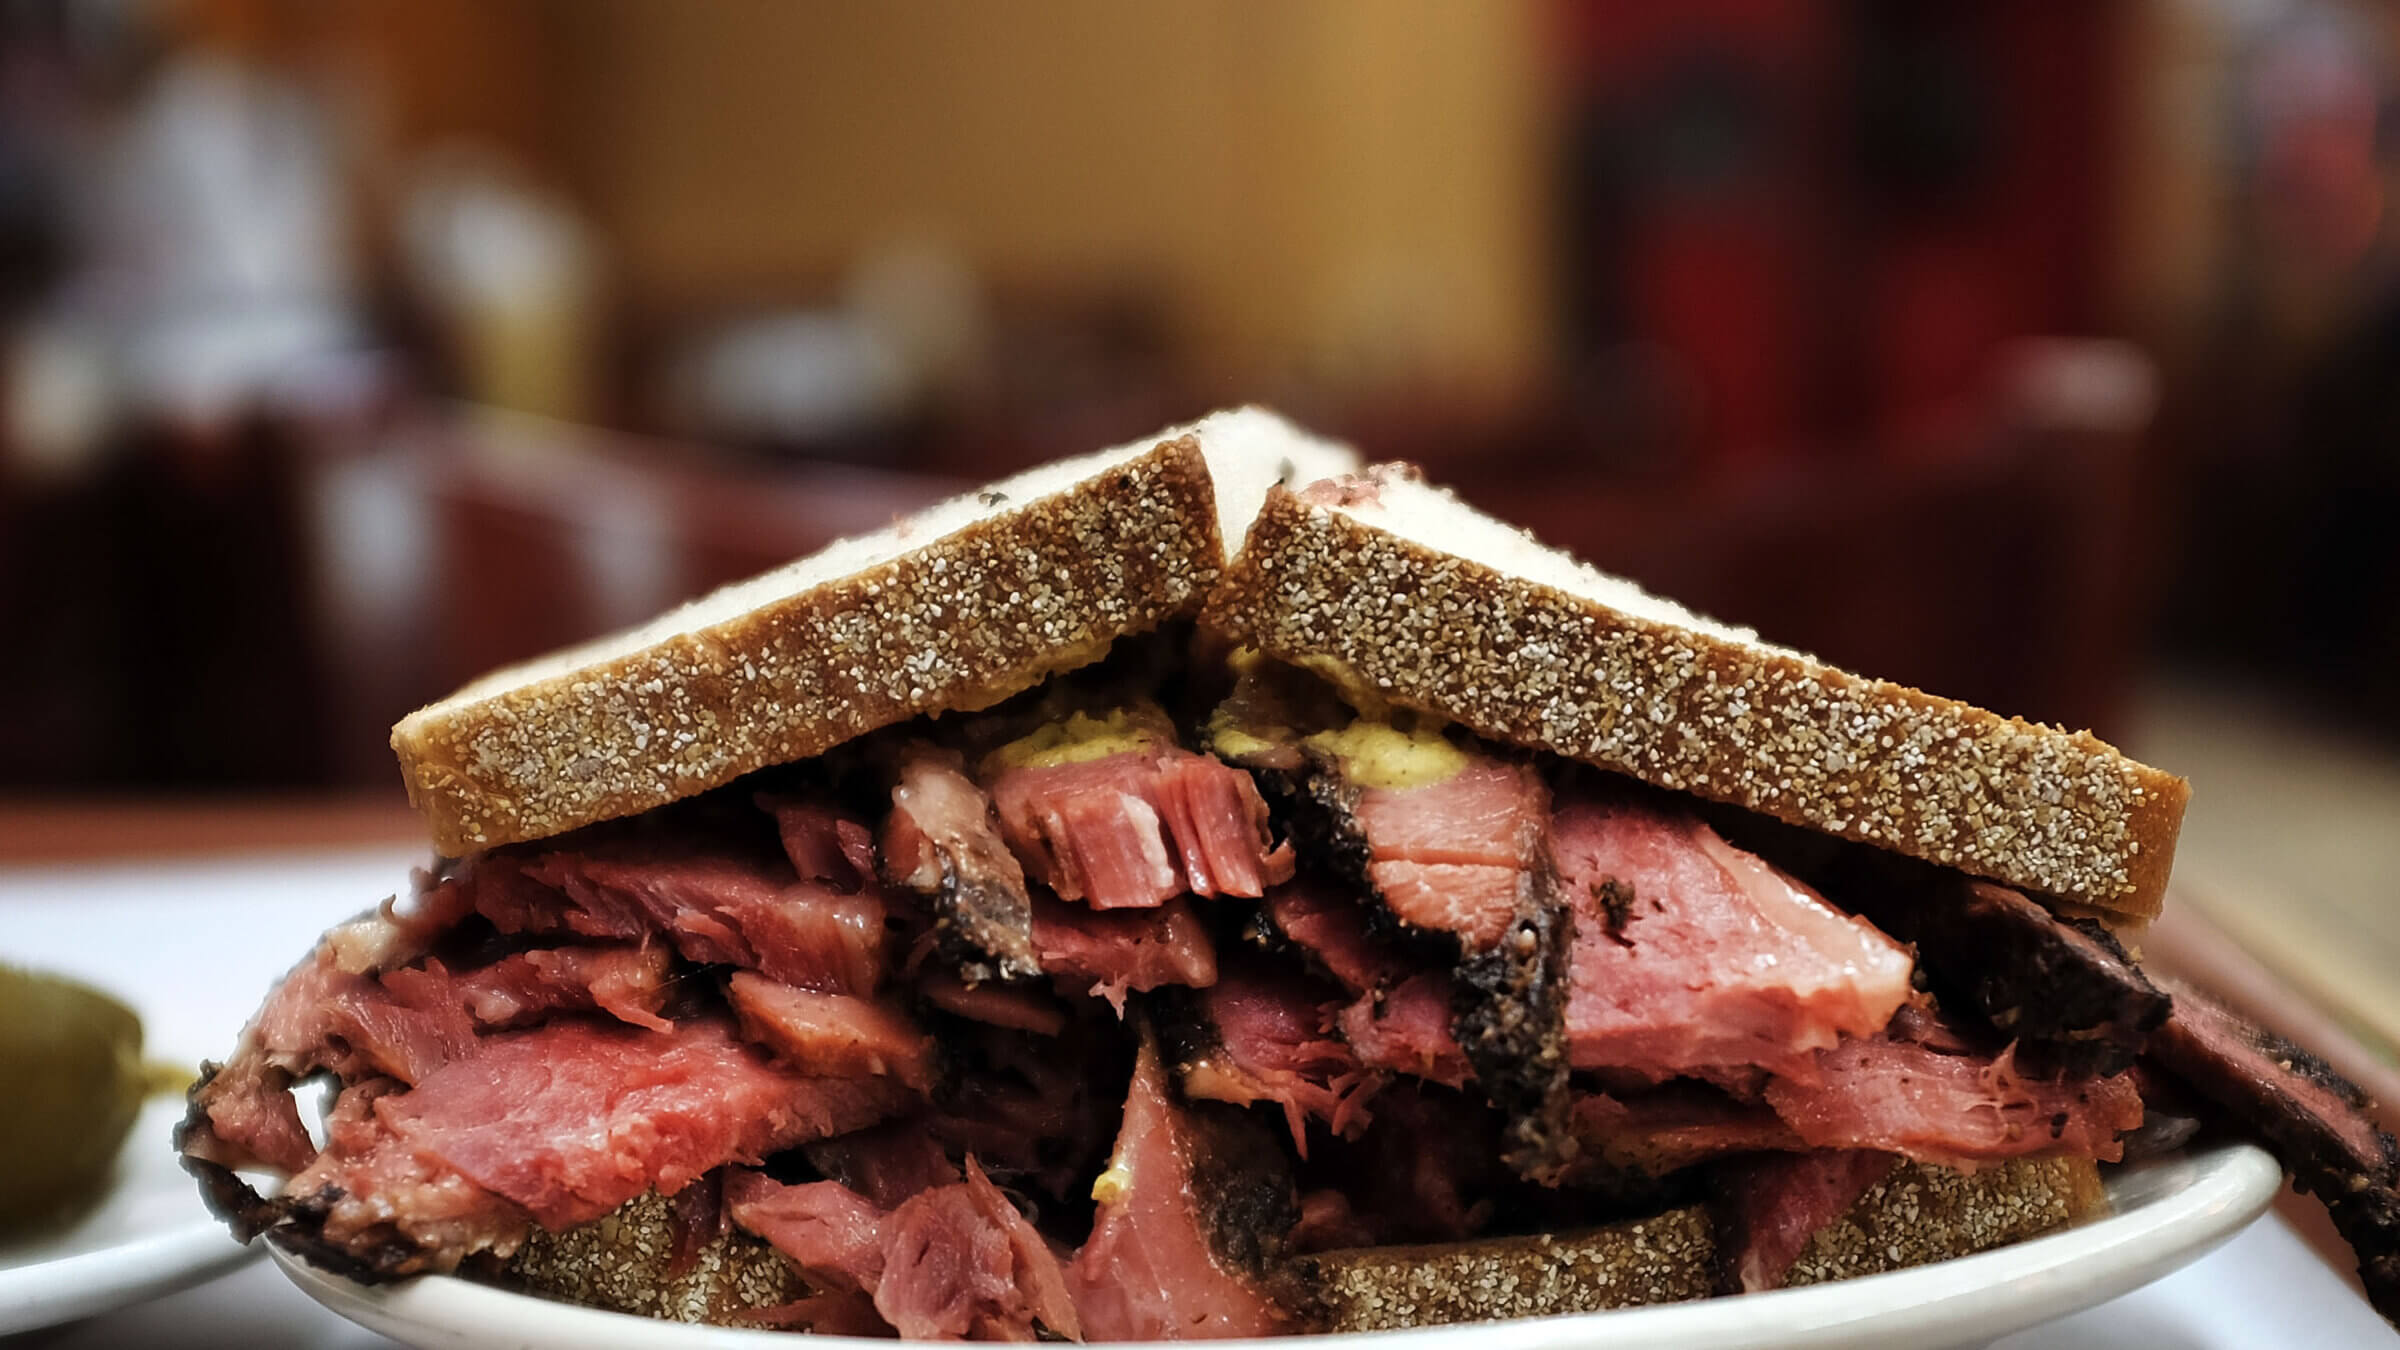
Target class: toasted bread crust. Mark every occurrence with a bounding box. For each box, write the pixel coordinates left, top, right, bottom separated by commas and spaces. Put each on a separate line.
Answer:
1205, 482, 2188, 918
1784, 1155, 2104, 1286
496, 1157, 2104, 1333
1291, 1154, 2104, 1331
505, 1188, 802, 1324
394, 437, 1224, 854
1292, 1208, 1718, 1330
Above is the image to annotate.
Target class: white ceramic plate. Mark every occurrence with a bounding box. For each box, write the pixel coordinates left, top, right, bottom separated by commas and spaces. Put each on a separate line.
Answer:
0, 848, 424, 1337
0, 1097, 257, 1335
273, 1140, 2282, 1350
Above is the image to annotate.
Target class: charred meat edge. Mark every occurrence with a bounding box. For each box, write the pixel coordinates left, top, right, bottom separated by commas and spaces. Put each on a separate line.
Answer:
177, 1066, 526, 1283
887, 744, 1043, 985
923, 850, 1042, 985
1838, 866, 2168, 1078
1265, 753, 1576, 1184
1186, 1096, 1305, 1279
2145, 974, 2400, 1324
1125, 1016, 1304, 1282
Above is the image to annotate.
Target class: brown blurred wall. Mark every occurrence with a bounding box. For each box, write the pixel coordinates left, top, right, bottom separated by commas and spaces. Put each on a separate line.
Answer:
337, 0, 1552, 403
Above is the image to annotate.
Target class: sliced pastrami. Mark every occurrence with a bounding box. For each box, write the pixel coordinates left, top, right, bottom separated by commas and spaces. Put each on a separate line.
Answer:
1341, 752, 1555, 950
726, 971, 935, 1091
225, 931, 679, 1097
1165, 962, 1378, 1152
883, 744, 1043, 984
758, 795, 881, 892
730, 1160, 1080, 1341
1553, 797, 1914, 1083
1030, 893, 1217, 1011
181, 1058, 315, 1177
1568, 1086, 1803, 1184
984, 706, 1292, 909
1250, 878, 1412, 998
511, 849, 886, 996
1764, 1034, 2143, 1170
1291, 727, 1574, 1182
804, 1121, 963, 1210
1070, 1031, 1295, 1340
2146, 974, 2400, 1323
1335, 973, 1472, 1091
725, 1171, 887, 1294
376, 1015, 912, 1231
244, 935, 438, 1082
383, 944, 674, 1035
1840, 870, 2168, 1077
253, 1078, 532, 1279
879, 1160, 1082, 1341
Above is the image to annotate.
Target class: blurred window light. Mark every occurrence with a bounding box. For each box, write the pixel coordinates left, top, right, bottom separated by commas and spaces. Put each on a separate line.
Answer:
399, 147, 601, 421
3, 320, 112, 481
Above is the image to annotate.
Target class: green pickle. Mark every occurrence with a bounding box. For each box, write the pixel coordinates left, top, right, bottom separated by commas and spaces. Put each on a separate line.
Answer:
0, 966, 149, 1234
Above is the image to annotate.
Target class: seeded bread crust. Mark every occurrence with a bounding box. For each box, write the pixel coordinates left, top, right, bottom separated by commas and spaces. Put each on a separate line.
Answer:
1290, 1155, 2104, 1332
1203, 470, 2188, 918
1784, 1155, 2105, 1286
504, 1189, 801, 1324
500, 1157, 2104, 1333
395, 437, 1227, 855
1291, 1207, 1718, 1331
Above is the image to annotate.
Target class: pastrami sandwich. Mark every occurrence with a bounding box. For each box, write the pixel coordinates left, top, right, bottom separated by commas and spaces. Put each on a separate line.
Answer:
181, 411, 2400, 1337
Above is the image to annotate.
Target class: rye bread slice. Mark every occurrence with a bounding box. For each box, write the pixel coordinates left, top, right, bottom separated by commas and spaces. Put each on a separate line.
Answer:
494, 1155, 2105, 1333
393, 409, 1353, 854
1288, 1154, 2104, 1331
1203, 466, 2188, 918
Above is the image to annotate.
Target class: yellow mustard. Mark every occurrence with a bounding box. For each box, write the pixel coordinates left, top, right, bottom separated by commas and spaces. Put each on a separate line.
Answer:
1204, 706, 1285, 761
1303, 718, 1469, 791
990, 708, 1156, 770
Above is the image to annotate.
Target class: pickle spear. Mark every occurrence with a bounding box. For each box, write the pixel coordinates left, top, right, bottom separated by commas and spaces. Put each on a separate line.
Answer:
0, 965, 149, 1234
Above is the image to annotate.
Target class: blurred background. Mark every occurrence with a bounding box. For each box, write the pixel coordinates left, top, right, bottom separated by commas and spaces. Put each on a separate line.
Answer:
0, 3, 2393, 1036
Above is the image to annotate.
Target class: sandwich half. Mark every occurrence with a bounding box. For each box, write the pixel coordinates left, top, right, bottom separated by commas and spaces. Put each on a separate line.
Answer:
181, 414, 2400, 1338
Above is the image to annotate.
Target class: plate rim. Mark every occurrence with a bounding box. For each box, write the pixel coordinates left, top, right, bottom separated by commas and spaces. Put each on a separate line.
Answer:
269, 1139, 2287, 1350
0, 1219, 256, 1336
0, 1096, 262, 1337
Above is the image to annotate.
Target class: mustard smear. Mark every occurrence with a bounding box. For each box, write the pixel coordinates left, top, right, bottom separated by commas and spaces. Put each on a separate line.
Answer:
1304, 719, 1469, 791
1204, 705, 1286, 762
991, 708, 1157, 770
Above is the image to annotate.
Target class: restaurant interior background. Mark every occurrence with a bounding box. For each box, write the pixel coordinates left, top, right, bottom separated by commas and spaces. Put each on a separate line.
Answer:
0, 2, 2394, 1058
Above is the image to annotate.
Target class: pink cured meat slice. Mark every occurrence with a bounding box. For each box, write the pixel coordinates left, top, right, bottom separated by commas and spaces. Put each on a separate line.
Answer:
1069, 1037, 1291, 1340
1553, 799, 1914, 1082
988, 747, 1292, 909
377, 1015, 909, 1229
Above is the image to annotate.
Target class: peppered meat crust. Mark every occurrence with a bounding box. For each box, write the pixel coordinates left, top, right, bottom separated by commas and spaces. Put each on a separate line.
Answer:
1186, 1099, 1304, 1277
924, 851, 1043, 985
1451, 882, 1577, 1186
1839, 870, 2169, 1078
176, 1064, 413, 1281
2146, 974, 2400, 1326
177, 1062, 528, 1283
1244, 751, 1579, 1184
175, 1063, 285, 1242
